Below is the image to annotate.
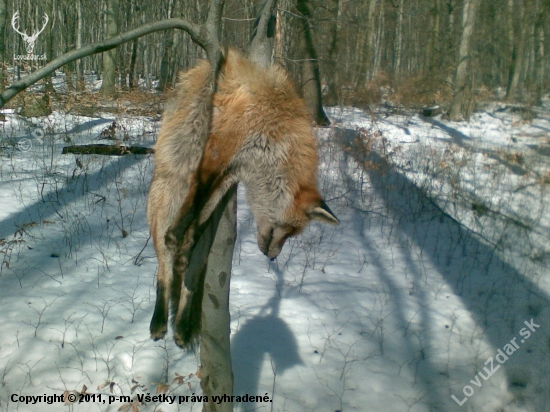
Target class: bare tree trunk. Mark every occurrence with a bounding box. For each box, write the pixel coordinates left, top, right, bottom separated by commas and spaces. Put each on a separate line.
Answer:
100, 0, 119, 97
0, 0, 6, 92
505, 0, 515, 93
535, 1, 546, 104
199, 188, 236, 412
128, 38, 138, 89
296, 0, 330, 126
443, 0, 455, 83
324, 0, 341, 105
449, 0, 479, 121
192, 0, 235, 407
274, 0, 294, 69
76, 0, 84, 91
44, 0, 54, 93
248, 0, 277, 67
427, 0, 440, 73
354, 0, 377, 88
274, 7, 284, 62
394, 0, 404, 77
506, 0, 527, 100
143, 42, 152, 89
157, 0, 177, 91
373, 0, 384, 75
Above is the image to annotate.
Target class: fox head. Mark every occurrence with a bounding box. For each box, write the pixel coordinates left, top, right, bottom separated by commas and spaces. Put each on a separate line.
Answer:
256, 195, 339, 260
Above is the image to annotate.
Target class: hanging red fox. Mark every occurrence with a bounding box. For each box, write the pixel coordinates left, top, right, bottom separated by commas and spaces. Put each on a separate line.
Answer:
147, 49, 339, 347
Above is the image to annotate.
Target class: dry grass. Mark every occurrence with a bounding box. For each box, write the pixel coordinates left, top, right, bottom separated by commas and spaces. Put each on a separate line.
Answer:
341, 72, 454, 110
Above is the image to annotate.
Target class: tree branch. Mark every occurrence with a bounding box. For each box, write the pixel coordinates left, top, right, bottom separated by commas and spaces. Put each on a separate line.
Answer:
203, 0, 226, 92
0, 18, 201, 107
248, 0, 278, 67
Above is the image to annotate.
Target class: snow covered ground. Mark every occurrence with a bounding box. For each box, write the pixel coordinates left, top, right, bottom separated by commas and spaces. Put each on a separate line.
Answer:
0, 98, 549, 412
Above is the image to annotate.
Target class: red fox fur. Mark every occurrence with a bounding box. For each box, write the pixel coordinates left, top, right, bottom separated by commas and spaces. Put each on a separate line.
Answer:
147, 49, 338, 347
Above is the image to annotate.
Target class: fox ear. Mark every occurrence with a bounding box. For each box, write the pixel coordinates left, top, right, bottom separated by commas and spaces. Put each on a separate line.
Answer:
307, 199, 339, 225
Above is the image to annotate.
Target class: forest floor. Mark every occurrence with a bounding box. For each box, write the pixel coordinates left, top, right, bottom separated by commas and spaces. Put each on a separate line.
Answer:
0, 79, 549, 412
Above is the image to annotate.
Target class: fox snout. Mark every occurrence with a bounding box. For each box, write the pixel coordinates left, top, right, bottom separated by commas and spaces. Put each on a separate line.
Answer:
257, 225, 297, 260
257, 200, 340, 260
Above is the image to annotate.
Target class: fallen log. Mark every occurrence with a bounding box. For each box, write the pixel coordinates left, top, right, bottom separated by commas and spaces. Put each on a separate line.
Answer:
62, 144, 154, 156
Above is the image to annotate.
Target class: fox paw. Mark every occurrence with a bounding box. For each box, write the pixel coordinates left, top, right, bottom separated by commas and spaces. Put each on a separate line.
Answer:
150, 320, 167, 341
164, 227, 180, 253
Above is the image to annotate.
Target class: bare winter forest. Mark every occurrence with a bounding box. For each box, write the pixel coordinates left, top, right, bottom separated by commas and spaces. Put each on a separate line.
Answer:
0, 0, 548, 116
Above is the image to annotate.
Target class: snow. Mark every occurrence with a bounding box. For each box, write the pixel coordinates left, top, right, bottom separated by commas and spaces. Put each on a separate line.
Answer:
0, 97, 549, 412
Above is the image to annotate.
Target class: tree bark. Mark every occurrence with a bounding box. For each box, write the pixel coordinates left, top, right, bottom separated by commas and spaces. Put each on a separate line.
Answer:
449, 0, 480, 121
43, 0, 55, 93
128, 38, 138, 90
535, 1, 546, 104
248, 0, 278, 68
394, 0, 404, 77
296, 0, 330, 126
76, 0, 84, 91
373, 0, 384, 75
506, 0, 527, 100
427, 0, 440, 74
354, 0, 377, 89
324, 0, 341, 105
100, 0, 119, 97
199, 188, 236, 412
0, 0, 7, 92
143, 42, 152, 90
157, 0, 177, 91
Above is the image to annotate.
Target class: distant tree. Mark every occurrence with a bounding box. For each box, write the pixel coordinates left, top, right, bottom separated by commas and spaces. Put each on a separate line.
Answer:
75, 0, 84, 91
449, 0, 480, 121
534, 0, 547, 104
354, 0, 377, 90
505, 0, 527, 100
100, 0, 119, 97
323, 0, 342, 105
0, 0, 6, 92
296, 0, 330, 126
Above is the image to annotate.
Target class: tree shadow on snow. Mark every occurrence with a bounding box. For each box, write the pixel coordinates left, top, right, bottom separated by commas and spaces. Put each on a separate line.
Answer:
0, 154, 142, 240
231, 264, 303, 411
335, 127, 550, 411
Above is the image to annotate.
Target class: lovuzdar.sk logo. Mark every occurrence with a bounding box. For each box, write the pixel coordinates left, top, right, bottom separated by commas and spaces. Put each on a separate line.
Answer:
12, 11, 48, 61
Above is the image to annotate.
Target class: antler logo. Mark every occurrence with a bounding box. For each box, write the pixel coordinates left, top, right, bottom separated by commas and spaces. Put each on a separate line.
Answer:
12, 11, 49, 55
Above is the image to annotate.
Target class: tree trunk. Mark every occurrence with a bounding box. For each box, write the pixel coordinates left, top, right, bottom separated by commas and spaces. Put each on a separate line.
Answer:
443, 0, 455, 82
128, 38, 138, 89
394, 0, 404, 77
373, 0, 384, 75
143, 43, 152, 90
535, 1, 546, 104
76, 0, 84, 91
100, 0, 119, 97
427, 0, 440, 73
200, 188, 236, 412
506, 0, 527, 100
44, 0, 54, 93
296, 0, 330, 126
324, 0, 341, 105
0, 0, 7, 92
449, 0, 479, 121
157, 0, 177, 91
354, 0, 377, 88
248, 0, 277, 68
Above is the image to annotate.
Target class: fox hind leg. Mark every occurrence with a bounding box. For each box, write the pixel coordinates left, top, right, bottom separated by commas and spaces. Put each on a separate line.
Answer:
171, 174, 238, 347
148, 175, 189, 340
